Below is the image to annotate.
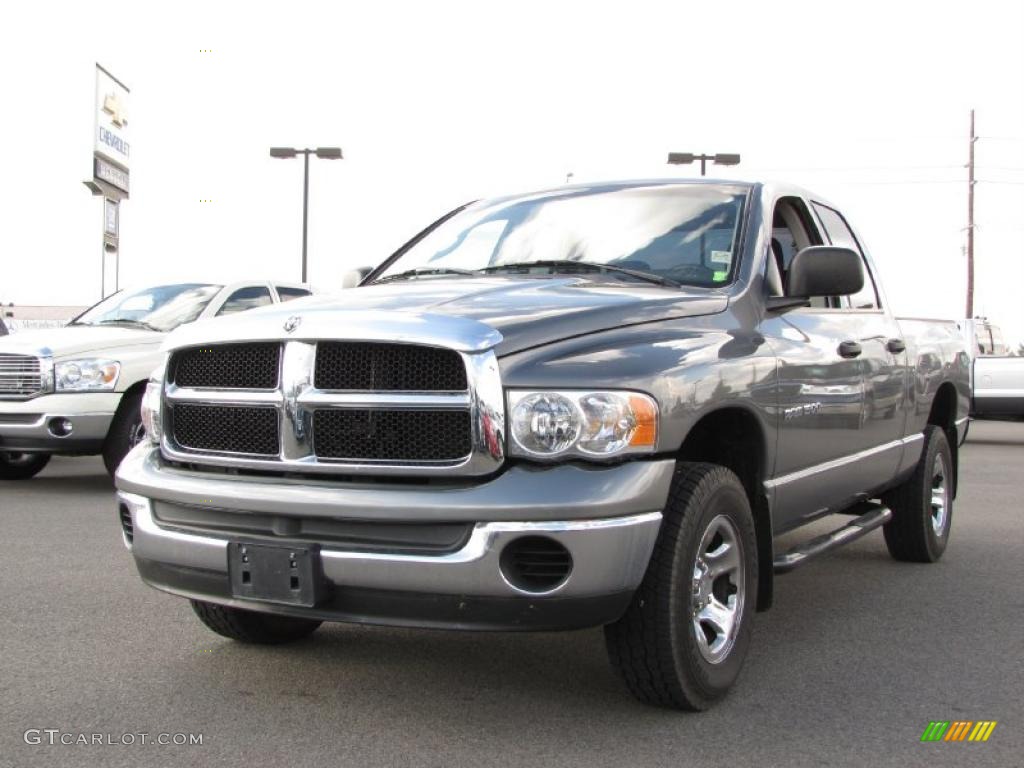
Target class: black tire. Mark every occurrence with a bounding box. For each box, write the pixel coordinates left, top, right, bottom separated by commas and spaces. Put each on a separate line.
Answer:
102, 390, 146, 477
191, 600, 322, 644
0, 452, 51, 480
882, 425, 953, 563
604, 463, 758, 710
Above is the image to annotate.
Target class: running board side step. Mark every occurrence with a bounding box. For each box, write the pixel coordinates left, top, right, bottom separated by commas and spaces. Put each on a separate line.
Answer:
773, 503, 892, 574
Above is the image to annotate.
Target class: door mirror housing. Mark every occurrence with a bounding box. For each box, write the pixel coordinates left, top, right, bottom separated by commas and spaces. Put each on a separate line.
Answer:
785, 246, 864, 298
341, 266, 373, 289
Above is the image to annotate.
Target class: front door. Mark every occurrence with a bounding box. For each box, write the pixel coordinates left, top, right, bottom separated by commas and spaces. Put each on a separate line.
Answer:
759, 196, 907, 531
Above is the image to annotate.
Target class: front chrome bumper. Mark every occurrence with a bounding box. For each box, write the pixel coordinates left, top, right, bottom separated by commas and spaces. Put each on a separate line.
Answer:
0, 393, 116, 452
115, 446, 674, 629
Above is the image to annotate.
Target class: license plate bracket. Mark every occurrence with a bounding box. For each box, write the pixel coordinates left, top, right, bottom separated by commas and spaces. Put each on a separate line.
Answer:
228, 542, 323, 607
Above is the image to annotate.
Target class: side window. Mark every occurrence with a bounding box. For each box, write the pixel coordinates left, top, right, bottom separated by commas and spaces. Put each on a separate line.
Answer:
811, 203, 879, 310
276, 286, 311, 302
217, 286, 272, 316
771, 198, 829, 308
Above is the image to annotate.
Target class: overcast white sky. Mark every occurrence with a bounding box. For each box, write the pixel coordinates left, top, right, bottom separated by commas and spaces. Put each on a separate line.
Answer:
2, 0, 1022, 345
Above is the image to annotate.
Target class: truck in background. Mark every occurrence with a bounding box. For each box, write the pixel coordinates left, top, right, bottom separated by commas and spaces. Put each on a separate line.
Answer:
0, 281, 312, 480
960, 318, 1024, 418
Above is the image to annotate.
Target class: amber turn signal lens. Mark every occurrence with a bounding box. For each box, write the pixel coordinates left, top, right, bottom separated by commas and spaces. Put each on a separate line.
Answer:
628, 394, 657, 447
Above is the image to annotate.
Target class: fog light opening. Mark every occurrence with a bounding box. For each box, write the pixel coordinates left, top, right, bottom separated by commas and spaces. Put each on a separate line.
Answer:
118, 503, 134, 546
48, 417, 74, 437
499, 536, 573, 594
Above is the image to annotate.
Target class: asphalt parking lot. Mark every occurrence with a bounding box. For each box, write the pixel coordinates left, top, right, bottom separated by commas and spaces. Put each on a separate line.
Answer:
1, 420, 1021, 768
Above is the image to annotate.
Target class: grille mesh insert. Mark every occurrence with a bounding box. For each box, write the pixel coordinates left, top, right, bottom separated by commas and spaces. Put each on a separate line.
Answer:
314, 342, 467, 391
172, 403, 279, 456
171, 343, 280, 389
312, 409, 472, 462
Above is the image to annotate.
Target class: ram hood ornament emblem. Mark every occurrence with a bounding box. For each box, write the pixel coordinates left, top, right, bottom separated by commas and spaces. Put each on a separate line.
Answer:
283, 315, 302, 333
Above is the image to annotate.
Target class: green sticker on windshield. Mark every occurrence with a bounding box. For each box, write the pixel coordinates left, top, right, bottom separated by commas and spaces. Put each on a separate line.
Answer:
712, 270, 728, 282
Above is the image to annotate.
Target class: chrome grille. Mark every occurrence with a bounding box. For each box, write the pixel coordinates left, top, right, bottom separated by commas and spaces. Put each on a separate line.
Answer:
0, 354, 44, 398
160, 339, 505, 476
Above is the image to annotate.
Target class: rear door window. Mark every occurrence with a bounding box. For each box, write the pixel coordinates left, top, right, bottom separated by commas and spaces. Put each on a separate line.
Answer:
217, 285, 273, 316
276, 286, 312, 302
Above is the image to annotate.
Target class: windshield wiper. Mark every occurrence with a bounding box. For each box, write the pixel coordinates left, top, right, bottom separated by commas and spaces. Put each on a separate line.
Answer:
478, 260, 680, 287
375, 267, 477, 283
94, 318, 162, 332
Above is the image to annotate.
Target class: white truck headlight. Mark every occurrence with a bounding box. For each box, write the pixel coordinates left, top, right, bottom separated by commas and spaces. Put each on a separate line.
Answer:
140, 379, 162, 443
508, 390, 658, 460
55, 359, 120, 391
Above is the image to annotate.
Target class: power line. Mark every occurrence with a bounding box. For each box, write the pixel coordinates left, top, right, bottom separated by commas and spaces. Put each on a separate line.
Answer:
966, 110, 977, 319
747, 164, 964, 173
818, 179, 964, 185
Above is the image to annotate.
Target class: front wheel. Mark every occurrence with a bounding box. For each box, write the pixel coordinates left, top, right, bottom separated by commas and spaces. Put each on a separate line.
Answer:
102, 390, 146, 477
0, 452, 51, 480
604, 463, 758, 710
191, 600, 322, 644
882, 425, 953, 562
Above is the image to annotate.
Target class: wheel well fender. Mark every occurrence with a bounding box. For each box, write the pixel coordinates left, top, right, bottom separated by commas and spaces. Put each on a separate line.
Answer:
677, 406, 774, 611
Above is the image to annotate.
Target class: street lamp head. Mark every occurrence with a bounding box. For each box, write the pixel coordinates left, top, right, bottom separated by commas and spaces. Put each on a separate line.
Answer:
714, 153, 741, 166
315, 147, 343, 160
667, 152, 695, 165
270, 147, 298, 158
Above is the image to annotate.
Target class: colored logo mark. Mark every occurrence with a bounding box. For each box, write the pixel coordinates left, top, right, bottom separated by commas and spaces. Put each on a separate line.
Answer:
921, 721, 997, 742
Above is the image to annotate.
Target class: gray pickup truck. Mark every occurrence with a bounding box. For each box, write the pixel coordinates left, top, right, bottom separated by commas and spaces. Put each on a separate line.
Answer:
115, 180, 969, 710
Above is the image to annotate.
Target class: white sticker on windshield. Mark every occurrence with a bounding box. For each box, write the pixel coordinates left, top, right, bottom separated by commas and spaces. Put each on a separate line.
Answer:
710, 250, 732, 267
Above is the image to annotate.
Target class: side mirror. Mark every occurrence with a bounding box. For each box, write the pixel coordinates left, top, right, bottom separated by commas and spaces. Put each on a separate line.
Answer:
341, 266, 373, 289
786, 246, 863, 297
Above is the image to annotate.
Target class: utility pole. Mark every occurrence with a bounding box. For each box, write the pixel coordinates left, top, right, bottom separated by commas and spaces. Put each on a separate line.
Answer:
965, 109, 977, 319
302, 151, 310, 284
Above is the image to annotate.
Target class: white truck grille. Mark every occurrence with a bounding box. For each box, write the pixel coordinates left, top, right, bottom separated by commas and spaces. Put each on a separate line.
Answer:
0, 354, 44, 398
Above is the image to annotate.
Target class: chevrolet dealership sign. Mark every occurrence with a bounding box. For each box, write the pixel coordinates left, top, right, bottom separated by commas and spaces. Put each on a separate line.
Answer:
93, 64, 130, 196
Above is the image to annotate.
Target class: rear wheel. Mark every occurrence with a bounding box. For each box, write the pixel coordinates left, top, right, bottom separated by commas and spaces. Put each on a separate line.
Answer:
882, 425, 953, 562
191, 600, 322, 644
604, 463, 758, 710
0, 452, 51, 480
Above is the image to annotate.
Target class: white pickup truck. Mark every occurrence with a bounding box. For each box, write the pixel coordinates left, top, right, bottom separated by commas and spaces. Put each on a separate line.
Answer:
960, 319, 1024, 417
0, 280, 311, 479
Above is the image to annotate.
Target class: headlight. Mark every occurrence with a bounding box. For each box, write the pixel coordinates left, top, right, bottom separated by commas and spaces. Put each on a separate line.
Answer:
140, 379, 162, 444
55, 359, 120, 391
508, 390, 658, 460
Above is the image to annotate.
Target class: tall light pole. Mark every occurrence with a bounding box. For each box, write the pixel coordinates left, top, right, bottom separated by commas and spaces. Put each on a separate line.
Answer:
965, 110, 977, 319
270, 146, 343, 283
667, 152, 741, 176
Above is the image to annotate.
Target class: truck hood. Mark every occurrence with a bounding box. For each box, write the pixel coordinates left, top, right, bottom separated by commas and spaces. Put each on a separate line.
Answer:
168, 277, 727, 355
0, 325, 164, 359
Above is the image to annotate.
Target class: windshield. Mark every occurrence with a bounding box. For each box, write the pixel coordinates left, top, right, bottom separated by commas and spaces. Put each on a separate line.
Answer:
376, 185, 748, 287
73, 283, 223, 332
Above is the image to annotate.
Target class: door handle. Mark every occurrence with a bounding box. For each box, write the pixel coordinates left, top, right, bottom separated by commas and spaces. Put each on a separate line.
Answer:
887, 338, 906, 354
838, 341, 862, 358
